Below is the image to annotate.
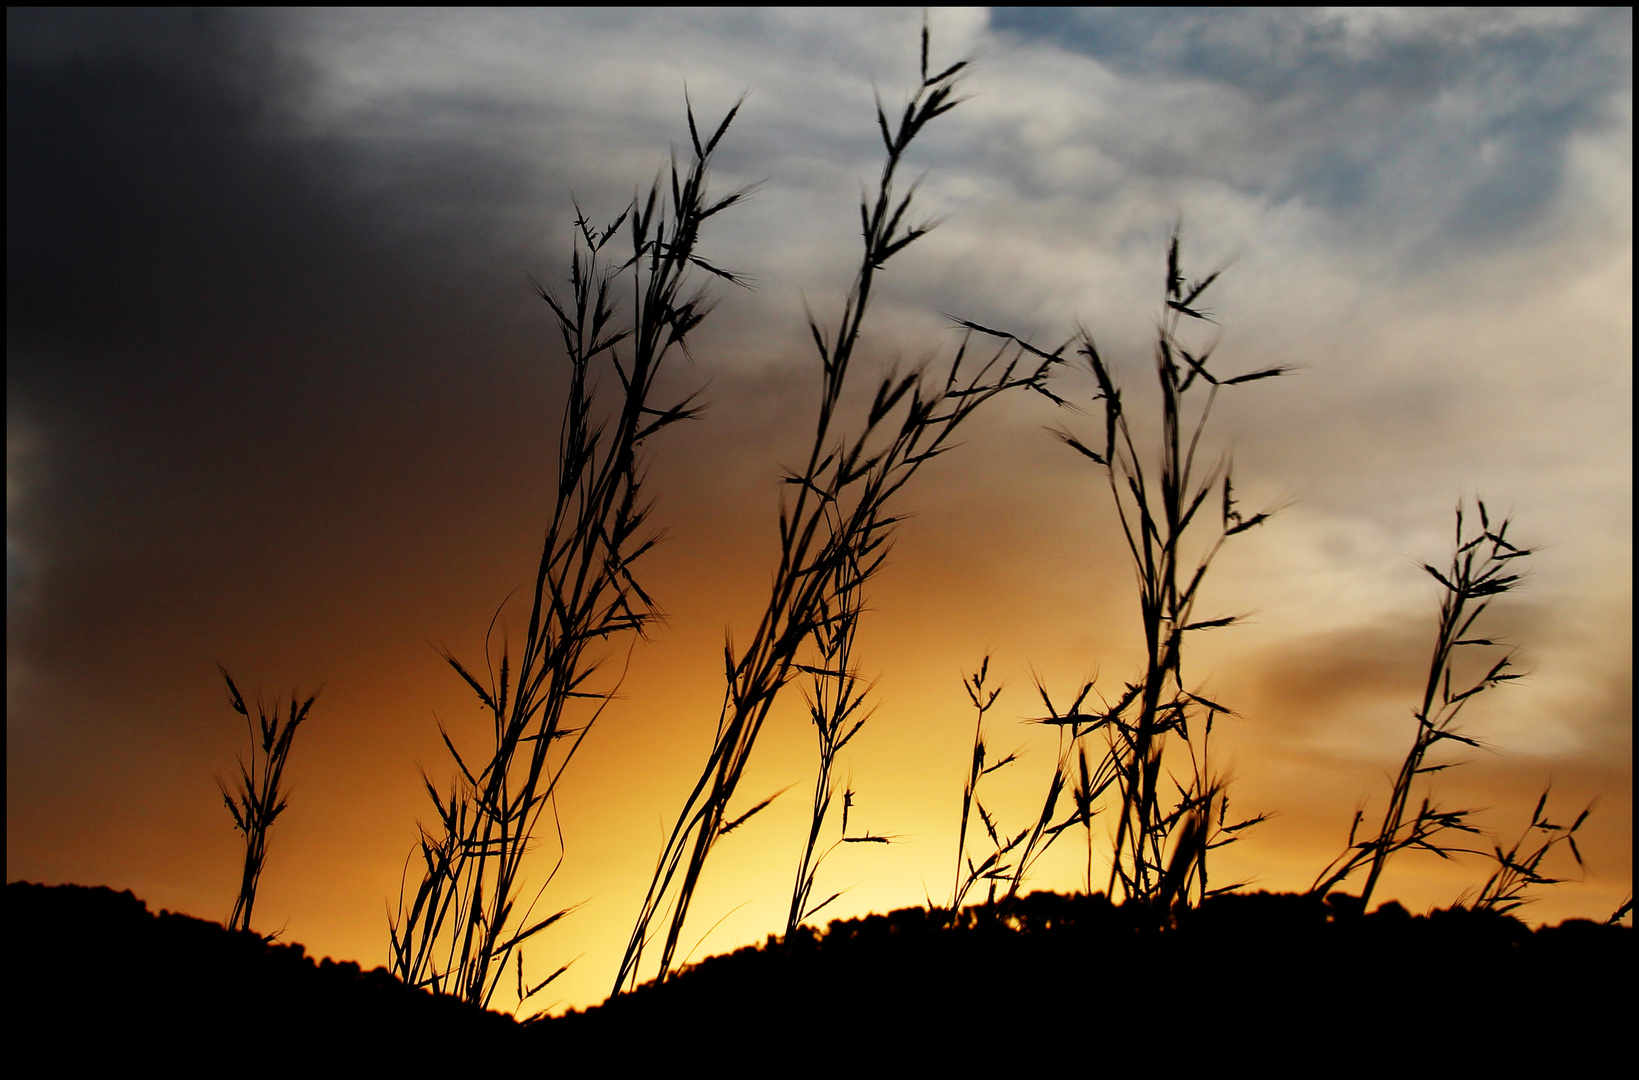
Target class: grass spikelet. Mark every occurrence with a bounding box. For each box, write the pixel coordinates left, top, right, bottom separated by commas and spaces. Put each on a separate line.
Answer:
216, 664, 316, 937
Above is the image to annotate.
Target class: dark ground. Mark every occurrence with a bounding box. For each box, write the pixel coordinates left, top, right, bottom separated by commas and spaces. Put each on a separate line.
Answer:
9, 881, 1628, 1068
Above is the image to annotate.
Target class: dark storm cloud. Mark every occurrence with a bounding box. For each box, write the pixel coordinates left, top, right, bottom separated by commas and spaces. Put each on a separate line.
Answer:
6, 8, 570, 686
7, 7, 540, 399
988, 8, 1630, 248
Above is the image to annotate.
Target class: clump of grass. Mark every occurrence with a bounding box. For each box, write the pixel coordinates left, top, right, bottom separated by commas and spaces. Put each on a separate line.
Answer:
786, 548, 892, 934
963, 229, 1277, 911
944, 666, 1121, 920
388, 98, 752, 1015
1311, 499, 1538, 907
1004, 678, 1122, 903
946, 656, 1030, 919
616, 23, 1058, 993
216, 664, 316, 936
1465, 787, 1591, 915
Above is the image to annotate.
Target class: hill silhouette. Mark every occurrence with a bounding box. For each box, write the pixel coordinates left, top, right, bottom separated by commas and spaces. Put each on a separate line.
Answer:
545, 890, 1630, 1066
9, 881, 1627, 1067
7, 882, 513, 1066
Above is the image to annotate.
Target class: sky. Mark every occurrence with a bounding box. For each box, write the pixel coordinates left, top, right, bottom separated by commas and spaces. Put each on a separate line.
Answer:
8, 7, 1631, 1015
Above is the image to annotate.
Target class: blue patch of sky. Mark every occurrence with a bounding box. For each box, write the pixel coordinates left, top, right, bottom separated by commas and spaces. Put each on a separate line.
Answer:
988, 8, 1630, 251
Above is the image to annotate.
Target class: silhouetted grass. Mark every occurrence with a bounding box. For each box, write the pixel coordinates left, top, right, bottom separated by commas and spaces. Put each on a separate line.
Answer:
948, 656, 1029, 917
146, 17, 1626, 1036
616, 22, 1057, 993
786, 549, 892, 934
216, 664, 315, 936
388, 97, 752, 1015
962, 230, 1277, 911
1467, 786, 1591, 914
1310, 499, 1561, 906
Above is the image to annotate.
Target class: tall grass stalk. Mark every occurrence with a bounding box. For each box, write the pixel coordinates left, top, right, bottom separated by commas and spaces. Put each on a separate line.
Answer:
1312, 499, 1535, 907
785, 548, 889, 934
947, 657, 1030, 919
388, 100, 751, 1014
966, 230, 1278, 909
616, 25, 1058, 993
216, 665, 316, 936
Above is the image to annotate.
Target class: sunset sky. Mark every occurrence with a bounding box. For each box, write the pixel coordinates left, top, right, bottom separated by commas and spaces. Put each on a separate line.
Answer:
8, 7, 1631, 1015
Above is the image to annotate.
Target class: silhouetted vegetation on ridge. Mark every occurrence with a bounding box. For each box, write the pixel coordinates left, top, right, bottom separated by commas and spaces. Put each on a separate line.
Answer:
9, 882, 511, 1065
557, 890, 1630, 1059
8, 880, 1628, 1065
